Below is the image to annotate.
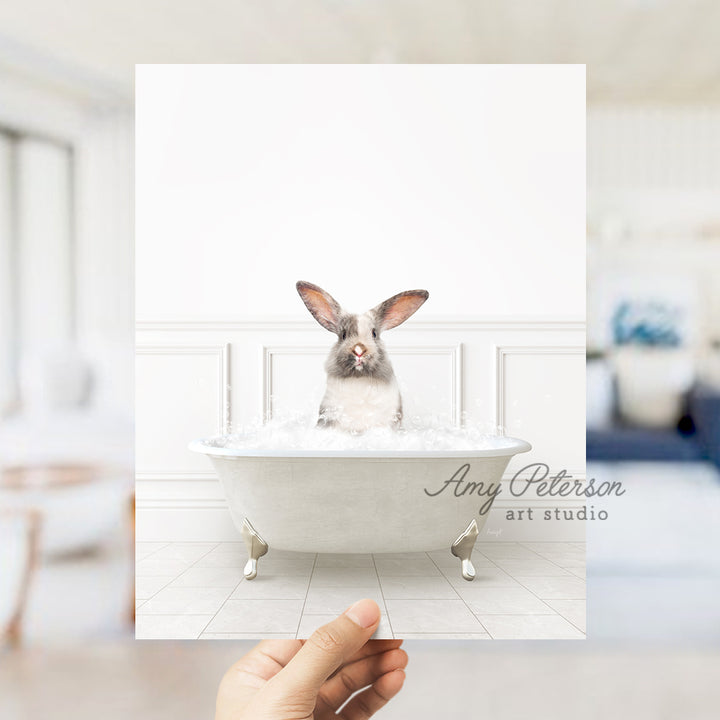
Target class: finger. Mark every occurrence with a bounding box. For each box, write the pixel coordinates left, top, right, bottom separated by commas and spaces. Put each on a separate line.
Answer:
318, 647, 408, 711
226, 640, 303, 685
330, 639, 404, 676
253, 639, 304, 669
339, 669, 406, 720
269, 599, 380, 697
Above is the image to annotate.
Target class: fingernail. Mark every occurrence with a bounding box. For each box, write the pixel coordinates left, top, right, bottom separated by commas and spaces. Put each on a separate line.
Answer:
344, 599, 380, 628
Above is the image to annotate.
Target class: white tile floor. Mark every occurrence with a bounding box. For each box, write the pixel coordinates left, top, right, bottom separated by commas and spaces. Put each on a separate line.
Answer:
135, 541, 586, 639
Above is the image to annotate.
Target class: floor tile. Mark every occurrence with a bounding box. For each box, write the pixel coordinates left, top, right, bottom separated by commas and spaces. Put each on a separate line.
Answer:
136, 542, 169, 560
193, 552, 244, 568
296, 613, 393, 639
476, 544, 540, 560
150, 543, 218, 563
515, 576, 586, 599
520, 542, 582, 553
443, 566, 520, 589
315, 554, 374, 568
492, 559, 573, 577
568, 567, 586, 579
427, 550, 494, 568
195, 551, 314, 575
205, 599, 304, 634
303, 585, 384, 614
135, 576, 173, 599
385, 599, 485, 634
380, 575, 459, 599
264, 550, 317, 561
426, 550, 458, 568
230, 575, 310, 600
530, 551, 586, 567
374, 554, 441, 577
212, 542, 244, 552
478, 614, 585, 639
169, 566, 243, 588
544, 599, 586, 632
200, 633, 296, 640
252, 554, 316, 575
135, 614, 213, 640
310, 567, 380, 587
400, 633, 491, 639
458, 586, 555, 614
135, 557, 194, 577
138, 586, 233, 615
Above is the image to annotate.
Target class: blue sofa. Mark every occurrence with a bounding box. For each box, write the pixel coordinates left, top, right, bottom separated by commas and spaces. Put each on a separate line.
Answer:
587, 383, 720, 467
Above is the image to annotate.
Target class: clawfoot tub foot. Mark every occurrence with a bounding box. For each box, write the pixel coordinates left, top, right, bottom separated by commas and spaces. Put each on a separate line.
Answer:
451, 519, 480, 581
241, 518, 268, 580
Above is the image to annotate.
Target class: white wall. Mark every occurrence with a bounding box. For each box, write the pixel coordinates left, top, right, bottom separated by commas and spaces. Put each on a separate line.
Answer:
135, 65, 586, 542
136, 64, 585, 320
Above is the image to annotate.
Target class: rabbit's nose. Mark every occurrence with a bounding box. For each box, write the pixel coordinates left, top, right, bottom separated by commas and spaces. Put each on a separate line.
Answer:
353, 344, 366, 357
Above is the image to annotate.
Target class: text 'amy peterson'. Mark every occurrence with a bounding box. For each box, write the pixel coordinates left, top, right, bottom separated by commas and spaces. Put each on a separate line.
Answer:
423, 463, 625, 515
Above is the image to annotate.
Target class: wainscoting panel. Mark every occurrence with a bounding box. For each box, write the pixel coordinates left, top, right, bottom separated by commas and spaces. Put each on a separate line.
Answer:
495, 345, 586, 478
135, 344, 230, 477
262, 344, 463, 424
136, 318, 585, 541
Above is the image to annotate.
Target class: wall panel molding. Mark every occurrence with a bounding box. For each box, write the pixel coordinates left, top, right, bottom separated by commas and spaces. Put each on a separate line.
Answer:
138, 317, 585, 333
261, 343, 464, 424
136, 343, 231, 434
136, 320, 585, 541
494, 344, 585, 428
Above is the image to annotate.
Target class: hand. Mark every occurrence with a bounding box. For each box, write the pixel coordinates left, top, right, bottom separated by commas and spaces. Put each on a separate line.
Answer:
215, 598, 407, 719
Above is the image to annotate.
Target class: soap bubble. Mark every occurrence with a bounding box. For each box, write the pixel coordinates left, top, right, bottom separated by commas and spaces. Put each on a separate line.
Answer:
207, 411, 519, 452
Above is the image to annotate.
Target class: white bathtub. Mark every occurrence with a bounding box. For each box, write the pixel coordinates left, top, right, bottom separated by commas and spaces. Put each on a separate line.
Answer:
189, 438, 531, 580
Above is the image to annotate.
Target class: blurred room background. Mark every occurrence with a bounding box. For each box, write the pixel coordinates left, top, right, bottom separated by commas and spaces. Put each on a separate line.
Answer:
1, 1, 719, 718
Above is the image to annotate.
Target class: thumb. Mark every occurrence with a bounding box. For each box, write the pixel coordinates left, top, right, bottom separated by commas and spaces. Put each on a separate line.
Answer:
270, 599, 380, 697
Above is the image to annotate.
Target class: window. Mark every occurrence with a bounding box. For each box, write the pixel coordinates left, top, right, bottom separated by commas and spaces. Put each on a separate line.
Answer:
0, 128, 74, 415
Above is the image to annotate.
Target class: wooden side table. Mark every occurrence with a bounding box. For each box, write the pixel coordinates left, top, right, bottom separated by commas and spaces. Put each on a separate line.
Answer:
0, 508, 41, 647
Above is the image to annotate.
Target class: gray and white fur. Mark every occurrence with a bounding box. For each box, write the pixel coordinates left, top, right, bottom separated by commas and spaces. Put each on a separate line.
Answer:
296, 281, 429, 433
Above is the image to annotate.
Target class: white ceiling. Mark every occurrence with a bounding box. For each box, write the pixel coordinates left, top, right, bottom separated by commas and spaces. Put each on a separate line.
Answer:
0, 0, 719, 105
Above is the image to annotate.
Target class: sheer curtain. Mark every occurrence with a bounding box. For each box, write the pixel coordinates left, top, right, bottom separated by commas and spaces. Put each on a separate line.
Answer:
0, 133, 13, 414
0, 129, 74, 416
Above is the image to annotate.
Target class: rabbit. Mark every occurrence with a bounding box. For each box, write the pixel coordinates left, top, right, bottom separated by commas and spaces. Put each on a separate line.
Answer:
296, 281, 429, 433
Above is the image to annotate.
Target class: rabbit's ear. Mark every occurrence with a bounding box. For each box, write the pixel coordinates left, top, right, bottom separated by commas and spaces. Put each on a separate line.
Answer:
373, 289, 429, 331
296, 281, 342, 333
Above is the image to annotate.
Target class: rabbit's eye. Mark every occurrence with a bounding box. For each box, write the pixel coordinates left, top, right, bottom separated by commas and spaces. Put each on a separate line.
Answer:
372, 328, 377, 339
341, 330, 347, 340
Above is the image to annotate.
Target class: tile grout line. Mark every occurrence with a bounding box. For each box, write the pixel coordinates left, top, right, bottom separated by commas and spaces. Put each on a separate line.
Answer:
511, 575, 586, 609
135, 542, 225, 638
447, 542, 586, 626
505, 574, 585, 635
517, 541, 587, 572
372, 553, 394, 639
489, 544, 575, 618
447, 544, 583, 635
427, 552, 493, 638
489, 542, 586, 578
295, 554, 319, 639
190, 543, 243, 639
135, 542, 222, 608
515, 541, 587, 635
135, 541, 171, 563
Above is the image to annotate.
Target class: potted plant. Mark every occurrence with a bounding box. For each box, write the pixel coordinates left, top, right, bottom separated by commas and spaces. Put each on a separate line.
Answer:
611, 300, 695, 427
